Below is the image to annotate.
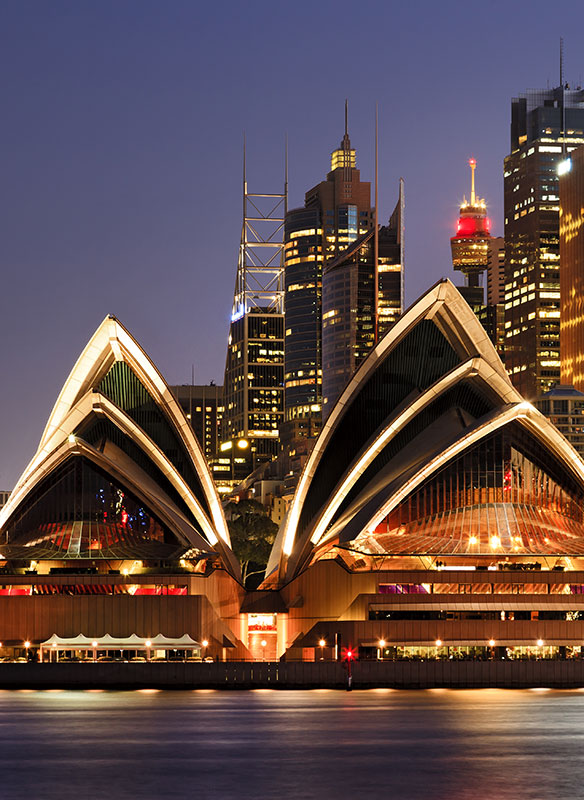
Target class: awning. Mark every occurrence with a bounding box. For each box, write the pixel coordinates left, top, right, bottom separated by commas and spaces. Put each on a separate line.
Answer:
39, 633, 201, 651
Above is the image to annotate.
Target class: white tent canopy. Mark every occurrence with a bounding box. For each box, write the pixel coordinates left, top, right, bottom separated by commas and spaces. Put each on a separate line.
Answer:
39, 633, 201, 652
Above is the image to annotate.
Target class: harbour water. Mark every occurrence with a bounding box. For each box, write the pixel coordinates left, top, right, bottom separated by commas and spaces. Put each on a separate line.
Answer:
0, 688, 582, 799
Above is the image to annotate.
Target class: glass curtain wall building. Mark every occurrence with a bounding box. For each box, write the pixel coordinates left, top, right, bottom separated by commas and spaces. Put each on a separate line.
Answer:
504, 85, 584, 398
282, 113, 374, 448
322, 184, 404, 412
560, 143, 584, 391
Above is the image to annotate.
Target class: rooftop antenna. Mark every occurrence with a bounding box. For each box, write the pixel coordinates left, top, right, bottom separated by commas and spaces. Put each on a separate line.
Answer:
243, 132, 247, 217
374, 103, 379, 345
560, 37, 566, 156
469, 157, 476, 206
285, 133, 288, 198
345, 98, 348, 137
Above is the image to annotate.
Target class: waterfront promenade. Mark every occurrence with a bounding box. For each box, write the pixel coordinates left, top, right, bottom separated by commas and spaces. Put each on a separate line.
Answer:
2, 660, 584, 689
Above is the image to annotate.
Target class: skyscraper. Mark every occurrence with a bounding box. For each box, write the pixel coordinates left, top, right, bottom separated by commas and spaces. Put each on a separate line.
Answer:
504, 84, 584, 398
282, 108, 375, 444
322, 181, 404, 412
560, 143, 584, 390
223, 155, 286, 470
169, 383, 224, 462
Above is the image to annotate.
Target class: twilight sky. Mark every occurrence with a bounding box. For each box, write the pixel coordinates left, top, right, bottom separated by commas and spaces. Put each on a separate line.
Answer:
1, 0, 583, 489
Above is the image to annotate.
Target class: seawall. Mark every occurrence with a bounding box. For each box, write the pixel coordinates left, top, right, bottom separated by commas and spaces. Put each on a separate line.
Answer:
1, 660, 584, 689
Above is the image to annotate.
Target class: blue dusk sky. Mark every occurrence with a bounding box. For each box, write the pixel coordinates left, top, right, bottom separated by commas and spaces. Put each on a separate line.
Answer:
1, 0, 583, 488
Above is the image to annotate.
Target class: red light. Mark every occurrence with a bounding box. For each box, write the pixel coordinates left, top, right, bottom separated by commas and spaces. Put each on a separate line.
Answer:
121, 509, 128, 526
341, 646, 357, 661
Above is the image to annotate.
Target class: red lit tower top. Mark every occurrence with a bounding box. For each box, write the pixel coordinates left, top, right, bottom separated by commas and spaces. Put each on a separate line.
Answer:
451, 159, 491, 289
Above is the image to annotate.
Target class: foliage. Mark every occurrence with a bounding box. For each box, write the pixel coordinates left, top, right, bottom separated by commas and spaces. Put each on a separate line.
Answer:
225, 499, 278, 588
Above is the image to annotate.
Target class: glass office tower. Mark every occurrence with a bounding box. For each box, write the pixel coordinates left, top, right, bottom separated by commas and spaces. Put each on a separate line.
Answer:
504, 85, 584, 398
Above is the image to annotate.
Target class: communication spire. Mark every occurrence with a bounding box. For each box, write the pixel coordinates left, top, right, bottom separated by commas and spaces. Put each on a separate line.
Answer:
469, 157, 476, 205
451, 158, 491, 290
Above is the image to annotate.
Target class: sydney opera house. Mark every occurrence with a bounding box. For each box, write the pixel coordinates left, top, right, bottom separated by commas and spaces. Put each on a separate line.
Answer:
4, 281, 584, 663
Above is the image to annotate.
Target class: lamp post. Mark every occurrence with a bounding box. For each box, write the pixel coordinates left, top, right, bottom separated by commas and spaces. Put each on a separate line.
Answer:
319, 639, 326, 661
24, 641, 31, 662
378, 639, 386, 661
202, 639, 209, 661
261, 639, 267, 662
145, 640, 152, 662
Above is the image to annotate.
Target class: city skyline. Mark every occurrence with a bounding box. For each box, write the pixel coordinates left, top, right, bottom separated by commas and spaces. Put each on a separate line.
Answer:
2, 0, 583, 488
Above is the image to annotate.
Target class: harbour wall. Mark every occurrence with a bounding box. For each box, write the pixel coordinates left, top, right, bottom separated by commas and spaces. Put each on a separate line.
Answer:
2, 660, 584, 689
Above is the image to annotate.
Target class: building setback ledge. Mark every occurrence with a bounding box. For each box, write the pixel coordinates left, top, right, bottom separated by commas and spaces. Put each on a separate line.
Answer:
239, 591, 288, 614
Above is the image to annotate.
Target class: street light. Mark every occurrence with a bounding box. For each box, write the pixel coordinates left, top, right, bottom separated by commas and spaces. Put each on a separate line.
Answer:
261, 639, 267, 662
378, 639, 386, 660
318, 639, 326, 661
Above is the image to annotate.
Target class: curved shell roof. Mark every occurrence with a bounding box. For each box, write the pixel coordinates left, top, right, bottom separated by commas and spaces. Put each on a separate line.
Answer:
271, 281, 584, 582
0, 316, 239, 576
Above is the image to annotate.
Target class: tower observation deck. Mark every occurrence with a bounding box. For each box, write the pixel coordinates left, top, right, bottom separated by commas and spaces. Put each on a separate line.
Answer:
451, 159, 491, 289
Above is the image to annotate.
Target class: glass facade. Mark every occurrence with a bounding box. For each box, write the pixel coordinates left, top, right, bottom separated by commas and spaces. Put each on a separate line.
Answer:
504, 87, 584, 398
322, 202, 404, 412
282, 125, 376, 451
298, 319, 461, 538
98, 361, 210, 515
1, 457, 184, 560
224, 313, 284, 462
284, 207, 323, 415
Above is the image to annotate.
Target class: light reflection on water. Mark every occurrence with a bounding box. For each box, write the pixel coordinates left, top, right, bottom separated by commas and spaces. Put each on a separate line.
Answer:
0, 688, 582, 799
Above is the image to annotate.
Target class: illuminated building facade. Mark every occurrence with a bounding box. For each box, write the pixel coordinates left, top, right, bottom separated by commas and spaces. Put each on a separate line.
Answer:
283, 110, 374, 445
169, 383, 223, 462
534, 384, 584, 458
560, 143, 584, 390
263, 282, 584, 662
0, 317, 248, 659
322, 182, 404, 412
282, 206, 323, 446
504, 86, 584, 399
223, 160, 286, 465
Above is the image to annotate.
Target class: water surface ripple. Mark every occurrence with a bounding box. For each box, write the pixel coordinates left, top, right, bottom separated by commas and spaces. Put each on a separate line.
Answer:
0, 688, 580, 799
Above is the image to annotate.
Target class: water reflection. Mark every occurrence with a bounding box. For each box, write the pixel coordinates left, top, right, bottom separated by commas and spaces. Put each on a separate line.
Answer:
0, 689, 581, 799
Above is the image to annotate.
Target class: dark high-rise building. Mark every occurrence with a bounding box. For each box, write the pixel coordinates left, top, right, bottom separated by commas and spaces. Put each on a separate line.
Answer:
560, 143, 584, 390
504, 85, 584, 398
283, 205, 323, 445
283, 110, 374, 443
169, 383, 224, 462
487, 237, 505, 305
223, 159, 286, 467
322, 181, 404, 412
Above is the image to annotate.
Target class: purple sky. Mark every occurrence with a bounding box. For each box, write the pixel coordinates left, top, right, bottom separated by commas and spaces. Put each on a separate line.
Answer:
1, 0, 582, 489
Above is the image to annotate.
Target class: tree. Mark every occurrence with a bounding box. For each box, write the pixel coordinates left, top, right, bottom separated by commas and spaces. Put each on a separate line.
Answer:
225, 499, 278, 588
